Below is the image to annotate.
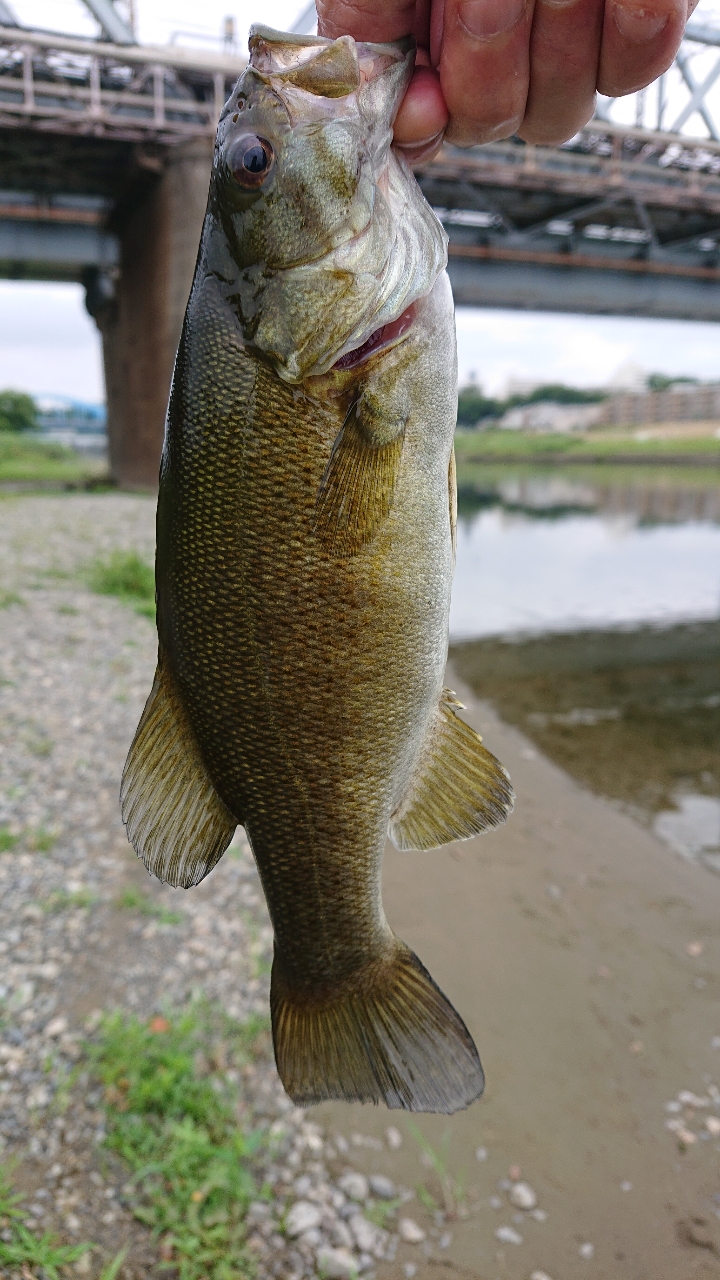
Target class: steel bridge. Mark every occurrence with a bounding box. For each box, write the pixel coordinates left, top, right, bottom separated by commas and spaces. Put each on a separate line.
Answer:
1, 1, 720, 482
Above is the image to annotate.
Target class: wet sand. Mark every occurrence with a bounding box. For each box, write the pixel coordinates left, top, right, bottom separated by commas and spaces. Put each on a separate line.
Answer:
311, 665, 720, 1280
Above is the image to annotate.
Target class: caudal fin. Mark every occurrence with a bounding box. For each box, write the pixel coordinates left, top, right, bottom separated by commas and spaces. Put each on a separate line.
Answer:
270, 944, 483, 1114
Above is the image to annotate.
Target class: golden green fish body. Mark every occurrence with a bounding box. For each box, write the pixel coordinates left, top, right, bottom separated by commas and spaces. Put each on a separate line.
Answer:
123, 25, 513, 1113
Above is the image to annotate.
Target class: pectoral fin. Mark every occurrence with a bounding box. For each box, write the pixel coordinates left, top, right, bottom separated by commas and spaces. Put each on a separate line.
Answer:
313, 401, 404, 557
121, 665, 236, 888
389, 689, 514, 851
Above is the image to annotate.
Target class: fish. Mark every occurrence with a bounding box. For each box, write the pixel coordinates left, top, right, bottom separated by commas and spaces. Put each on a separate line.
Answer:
121, 25, 514, 1114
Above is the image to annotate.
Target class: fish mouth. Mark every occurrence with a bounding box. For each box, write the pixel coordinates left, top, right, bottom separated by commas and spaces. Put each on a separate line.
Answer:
332, 303, 416, 372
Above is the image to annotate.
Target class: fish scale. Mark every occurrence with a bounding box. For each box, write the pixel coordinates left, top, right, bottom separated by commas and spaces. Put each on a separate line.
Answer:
122, 25, 513, 1112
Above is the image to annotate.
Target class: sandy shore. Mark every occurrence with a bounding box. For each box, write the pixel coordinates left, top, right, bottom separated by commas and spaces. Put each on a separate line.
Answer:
313, 667, 720, 1280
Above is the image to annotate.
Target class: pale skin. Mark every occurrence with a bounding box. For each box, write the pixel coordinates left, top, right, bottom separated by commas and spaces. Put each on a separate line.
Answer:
316, 0, 701, 158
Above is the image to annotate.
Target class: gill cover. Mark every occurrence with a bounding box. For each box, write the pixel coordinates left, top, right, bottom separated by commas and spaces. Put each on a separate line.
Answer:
204, 25, 448, 381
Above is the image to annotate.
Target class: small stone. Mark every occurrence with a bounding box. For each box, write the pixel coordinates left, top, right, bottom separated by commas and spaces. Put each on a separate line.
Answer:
530, 1271, 554, 1280
22, 903, 43, 921
686, 941, 704, 956
530, 1209, 548, 1222
678, 1090, 709, 1108
495, 1226, 523, 1245
665, 1100, 682, 1113
285, 1201, 322, 1237
706, 1116, 720, 1136
475, 1146, 487, 1162
402, 1266, 417, 1280
315, 1245, 359, 1278
385, 1126, 402, 1150
509, 1182, 537, 1210
438, 1232, 452, 1249
299, 1227, 322, 1247
620, 1181, 633, 1192
399, 1218, 425, 1244
489, 1196, 503, 1210
579, 1242, 594, 1260
44, 1016, 68, 1039
330, 1220, 354, 1250
629, 1040, 643, 1055
65, 1213, 81, 1233
73, 1254, 92, 1276
368, 1175, 395, 1200
508, 1164, 521, 1181
349, 1214, 381, 1254
339, 1172, 369, 1203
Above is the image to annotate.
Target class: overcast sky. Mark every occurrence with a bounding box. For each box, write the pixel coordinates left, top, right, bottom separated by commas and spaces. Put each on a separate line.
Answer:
3, 0, 720, 401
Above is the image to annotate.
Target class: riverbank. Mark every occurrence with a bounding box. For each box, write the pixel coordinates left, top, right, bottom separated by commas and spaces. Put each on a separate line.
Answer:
455, 426, 720, 468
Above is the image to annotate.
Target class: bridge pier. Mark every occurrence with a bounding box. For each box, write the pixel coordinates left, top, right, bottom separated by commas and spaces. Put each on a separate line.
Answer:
89, 138, 213, 489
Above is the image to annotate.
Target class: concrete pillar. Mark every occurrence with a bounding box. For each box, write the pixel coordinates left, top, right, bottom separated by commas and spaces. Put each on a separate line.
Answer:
89, 137, 212, 489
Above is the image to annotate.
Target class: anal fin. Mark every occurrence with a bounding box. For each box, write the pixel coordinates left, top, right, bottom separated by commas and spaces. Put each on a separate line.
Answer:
121, 665, 236, 888
313, 402, 404, 557
389, 689, 514, 851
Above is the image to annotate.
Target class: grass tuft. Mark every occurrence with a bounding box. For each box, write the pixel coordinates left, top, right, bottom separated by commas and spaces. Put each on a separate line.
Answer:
87, 551, 155, 620
88, 1006, 270, 1280
116, 885, 183, 925
0, 1160, 91, 1277
0, 827, 18, 853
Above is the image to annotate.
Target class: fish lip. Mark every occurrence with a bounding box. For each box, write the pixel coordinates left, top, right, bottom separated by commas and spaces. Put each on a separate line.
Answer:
331, 302, 417, 372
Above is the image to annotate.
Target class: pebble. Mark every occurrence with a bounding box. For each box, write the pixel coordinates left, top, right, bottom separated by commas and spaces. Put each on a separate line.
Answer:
349, 1214, 382, 1254
316, 1246, 359, 1278
579, 1242, 595, 1259
386, 1125, 402, 1149
285, 1200, 323, 1237
495, 1226, 523, 1245
475, 1145, 488, 1161
707, 1116, 720, 1136
399, 1218, 426, 1244
44, 1016, 68, 1038
402, 1266, 417, 1279
509, 1182, 537, 1210
530, 1271, 554, 1280
368, 1174, 395, 1199
338, 1172, 370, 1202
489, 1196, 504, 1210
620, 1181, 633, 1192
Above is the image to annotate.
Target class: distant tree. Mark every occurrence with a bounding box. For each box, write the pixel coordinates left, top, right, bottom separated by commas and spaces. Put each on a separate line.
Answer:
647, 373, 699, 392
457, 386, 501, 427
506, 383, 607, 408
0, 390, 38, 432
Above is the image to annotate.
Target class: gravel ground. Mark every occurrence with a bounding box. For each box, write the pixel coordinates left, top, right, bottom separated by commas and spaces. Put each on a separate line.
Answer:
0, 494, 439, 1280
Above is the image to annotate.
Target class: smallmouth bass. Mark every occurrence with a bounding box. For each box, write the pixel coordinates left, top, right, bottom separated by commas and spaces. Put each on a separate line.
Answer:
122, 26, 513, 1113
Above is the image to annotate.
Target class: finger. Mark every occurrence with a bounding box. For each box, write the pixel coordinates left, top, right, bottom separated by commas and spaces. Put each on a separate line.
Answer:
393, 65, 449, 158
520, 0, 605, 144
436, 0, 536, 147
598, 0, 690, 97
316, 0, 417, 43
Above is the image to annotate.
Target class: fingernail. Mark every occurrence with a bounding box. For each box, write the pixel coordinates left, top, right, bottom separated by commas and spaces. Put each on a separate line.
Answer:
612, 2, 670, 42
457, 0, 527, 41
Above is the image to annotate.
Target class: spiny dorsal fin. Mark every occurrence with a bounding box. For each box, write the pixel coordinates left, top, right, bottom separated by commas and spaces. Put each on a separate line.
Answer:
121, 666, 236, 888
271, 941, 483, 1113
313, 402, 404, 557
389, 688, 514, 851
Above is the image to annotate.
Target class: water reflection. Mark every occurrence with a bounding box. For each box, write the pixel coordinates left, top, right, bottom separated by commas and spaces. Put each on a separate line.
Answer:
449, 468, 720, 872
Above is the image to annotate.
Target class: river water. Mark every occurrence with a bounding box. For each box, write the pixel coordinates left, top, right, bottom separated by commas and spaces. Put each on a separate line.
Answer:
449, 466, 720, 873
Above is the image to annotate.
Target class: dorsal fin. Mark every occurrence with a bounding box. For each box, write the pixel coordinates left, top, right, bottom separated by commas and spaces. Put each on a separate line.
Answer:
284, 38, 361, 97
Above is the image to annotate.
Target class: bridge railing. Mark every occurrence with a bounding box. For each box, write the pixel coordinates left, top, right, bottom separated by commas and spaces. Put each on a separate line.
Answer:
0, 26, 245, 142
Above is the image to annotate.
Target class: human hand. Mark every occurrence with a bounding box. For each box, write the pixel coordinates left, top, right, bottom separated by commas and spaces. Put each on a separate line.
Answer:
316, 0, 700, 157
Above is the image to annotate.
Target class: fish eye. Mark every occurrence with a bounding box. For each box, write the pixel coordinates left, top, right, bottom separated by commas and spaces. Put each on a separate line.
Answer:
228, 135, 274, 189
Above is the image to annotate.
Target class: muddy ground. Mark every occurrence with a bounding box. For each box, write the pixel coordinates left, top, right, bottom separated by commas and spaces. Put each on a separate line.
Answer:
1, 493, 719, 1280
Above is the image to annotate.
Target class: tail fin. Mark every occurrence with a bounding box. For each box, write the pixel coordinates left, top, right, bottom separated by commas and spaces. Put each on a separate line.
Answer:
271, 944, 483, 1114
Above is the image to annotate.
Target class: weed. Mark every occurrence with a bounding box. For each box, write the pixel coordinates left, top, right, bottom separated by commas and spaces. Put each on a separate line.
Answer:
364, 1198, 400, 1228
0, 590, 22, 609
87, 550, 155, 620
0, 827, 18, 853
43, 888, 96, 912
406, 1120, 466, 1218
57, 602, 79, 616
116, 886, 183, 926
0, 1160, 91, 1277
87, 1006, 269, 1280
98, 1246, 129, 1279
27, 827, 56, 853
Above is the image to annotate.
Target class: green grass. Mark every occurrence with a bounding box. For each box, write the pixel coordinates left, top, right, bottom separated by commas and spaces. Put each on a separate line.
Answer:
27, 827, 57, 853
0, 1160, 91, 1277
87, 550, 155, 620
43, 888, 97, 912
117, 885, 183, 925
87, 1006, 270, 1280
0, 827, 18, 853
454, 427, 720, 465
0, 433, 106, 485
0, 589, 22, 608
